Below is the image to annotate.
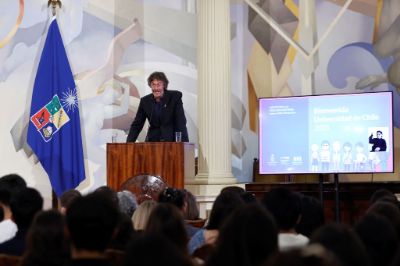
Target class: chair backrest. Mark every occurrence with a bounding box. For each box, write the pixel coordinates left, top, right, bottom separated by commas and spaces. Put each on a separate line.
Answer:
0, 254, 21, 266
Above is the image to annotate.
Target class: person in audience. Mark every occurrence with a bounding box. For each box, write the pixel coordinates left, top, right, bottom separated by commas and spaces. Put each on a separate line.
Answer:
366, 201, 400, 239
239, 191, 257, 204
131, 200, 157, 231
58, 189, 82, 215
188, 191, 244, 255
66, 192, 119, 266
158, 187, 199, 237
355, 213, 398, 266
206, 204, 278, 266
220, 186, 245, 195
310, 223, 370, 266
20, 210, 70, 266
108, 212, 135, 252
262, 188, 308, 251
145, 203, 189, 254
0, 187, 43, 256
369, 188, 399, 208
0, 174, 27, 244
265, 244, 340, 266
93, 186, 119, 208
295, 195, 325, 238
117, 190, 137, 217
124, 233, 193, 266
183, 189, 200, 221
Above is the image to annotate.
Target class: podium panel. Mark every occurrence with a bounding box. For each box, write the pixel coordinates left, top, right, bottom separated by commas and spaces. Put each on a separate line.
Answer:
107, 142, 195, 191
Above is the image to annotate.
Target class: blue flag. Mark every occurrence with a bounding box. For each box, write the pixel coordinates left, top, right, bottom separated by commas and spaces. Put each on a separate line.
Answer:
27, 18, 85, 196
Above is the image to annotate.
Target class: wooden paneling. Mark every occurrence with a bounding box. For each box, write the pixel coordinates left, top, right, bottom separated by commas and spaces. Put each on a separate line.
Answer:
246, 181, 400, 224
107, 142, 195, 191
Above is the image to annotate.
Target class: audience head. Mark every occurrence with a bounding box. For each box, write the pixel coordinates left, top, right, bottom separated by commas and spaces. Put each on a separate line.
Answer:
145, 203, 188, 253
59, 189, 82, 214
158, 187, 185, 210
0, 174, 27, 220
310, 223, 370, 266
21, 210, 69, 266
117, 190, 137, 217
132, 200, 157, 231
10, 187, 43, 228
220, 186, 245, 195
265, 244, 340, 266
66, 192, 119, 253
295, 195, 325, 237
109, 212, 135, 251
240, 191, 257, 204
207, 204, 278, 266
370, 189, 399, 207
262, 187, 301, 231
124, 233, 192, 266
183, 189, 199, 220
0, 174, 27, 192
355, 213, 398, 266
367, 201, 400, 238
93, 185, 119, 208
206, 191, 244, 230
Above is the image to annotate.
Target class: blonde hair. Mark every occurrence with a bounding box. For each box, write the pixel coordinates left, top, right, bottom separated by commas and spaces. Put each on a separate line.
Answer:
132, 200, 157, 230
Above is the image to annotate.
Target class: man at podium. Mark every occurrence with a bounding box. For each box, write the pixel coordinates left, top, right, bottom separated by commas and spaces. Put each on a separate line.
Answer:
127, 71, 189, 142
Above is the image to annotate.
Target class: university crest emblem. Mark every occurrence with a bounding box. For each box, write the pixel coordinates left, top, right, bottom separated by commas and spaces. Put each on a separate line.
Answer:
30, 94, 70, 142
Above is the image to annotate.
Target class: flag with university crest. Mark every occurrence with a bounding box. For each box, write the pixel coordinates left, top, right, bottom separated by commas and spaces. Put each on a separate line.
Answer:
27, 17, 85, 196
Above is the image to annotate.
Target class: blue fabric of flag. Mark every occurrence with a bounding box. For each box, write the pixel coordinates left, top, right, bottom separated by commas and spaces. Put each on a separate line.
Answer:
27, 18, 85, 196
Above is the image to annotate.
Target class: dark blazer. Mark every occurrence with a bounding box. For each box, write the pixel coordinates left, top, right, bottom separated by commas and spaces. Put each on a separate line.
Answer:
127, 90, 189, 142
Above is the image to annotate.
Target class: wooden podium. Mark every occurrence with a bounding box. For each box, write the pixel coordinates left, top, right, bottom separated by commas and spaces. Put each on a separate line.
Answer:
106, 142, 195, 191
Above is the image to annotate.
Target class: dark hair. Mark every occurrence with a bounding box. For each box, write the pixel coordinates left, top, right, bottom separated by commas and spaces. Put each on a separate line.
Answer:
367, 201, 400, 239
0, 174, 27, 193
295, 195, 325, 237
124, 233, 192, 266
207, 204, 278, 266
108, 212, 135, 251
93, 186, 119, 208
66, 192, 119, 252
355, 213, 398, 266
220, 186, 245, 195
147, 71, 169, 89
262, 187, 301, 230
10, 187, 43, 227
145, 203, 188, 253
370, 189, 398, 206
310, 223, 370, 266
21, 210, 70, 266
206, 191, 244, 230
183, 189, 199, 220
59, 189, 82, 209
266, 244, 340, 266
158, 187, 185, 210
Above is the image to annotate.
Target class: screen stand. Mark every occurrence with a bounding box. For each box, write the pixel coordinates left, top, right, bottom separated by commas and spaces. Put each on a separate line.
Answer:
334, 173, 341, 223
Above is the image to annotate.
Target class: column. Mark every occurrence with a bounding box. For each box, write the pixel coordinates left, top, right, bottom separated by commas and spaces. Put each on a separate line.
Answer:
195, 0, 236, 184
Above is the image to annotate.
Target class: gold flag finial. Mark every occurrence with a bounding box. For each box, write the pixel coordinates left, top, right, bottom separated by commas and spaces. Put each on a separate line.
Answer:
48, 0, 62, 16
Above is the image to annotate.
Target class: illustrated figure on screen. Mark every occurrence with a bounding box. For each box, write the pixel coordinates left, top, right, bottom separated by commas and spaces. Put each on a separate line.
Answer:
354, 142, 367, 171
369, 130, 387, 152
342, 142, 353, 172
319, 140, 331, 171
332, 141, 341, 172
310, 144, 319, 172
368, 151, 381, 171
